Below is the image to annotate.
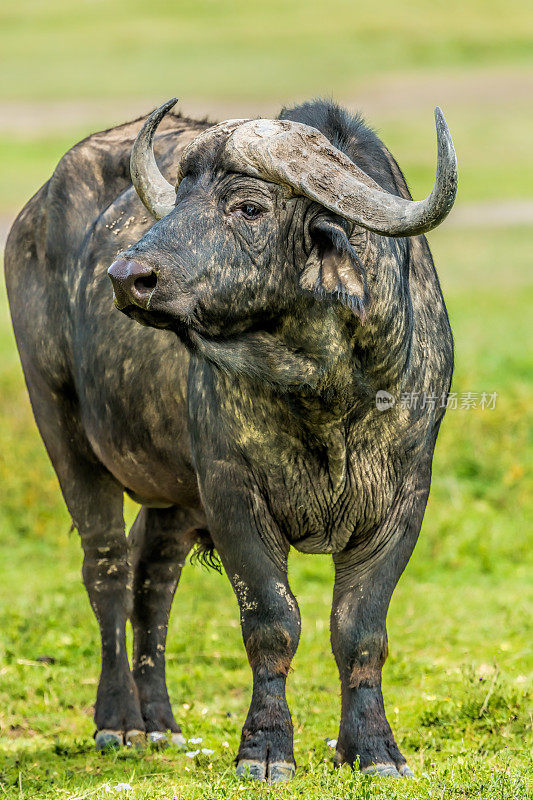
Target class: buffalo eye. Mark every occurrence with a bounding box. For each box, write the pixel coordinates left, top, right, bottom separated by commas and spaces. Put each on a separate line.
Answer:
238, 203, 263, 220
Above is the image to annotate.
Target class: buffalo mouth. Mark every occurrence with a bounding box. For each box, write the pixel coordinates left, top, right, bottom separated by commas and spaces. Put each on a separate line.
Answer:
119, 304, 176, 330
119, 303, 197, 346
119, 299, 283, 347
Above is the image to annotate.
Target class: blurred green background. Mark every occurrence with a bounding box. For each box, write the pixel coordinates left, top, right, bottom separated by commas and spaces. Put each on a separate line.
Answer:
0, 1, 532, 798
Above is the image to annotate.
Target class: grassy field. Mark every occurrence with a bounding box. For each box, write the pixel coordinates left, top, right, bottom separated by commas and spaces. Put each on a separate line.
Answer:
1, 1, 532, 798
1, 0, 533, 214
2, 0, 532, 102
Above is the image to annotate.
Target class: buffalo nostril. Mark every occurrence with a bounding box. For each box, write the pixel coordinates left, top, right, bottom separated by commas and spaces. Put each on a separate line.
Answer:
133, 271, 157, 294
107, 258, 157, 310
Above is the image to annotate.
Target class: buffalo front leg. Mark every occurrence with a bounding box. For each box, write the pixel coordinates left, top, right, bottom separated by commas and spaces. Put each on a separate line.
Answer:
331, 469, 432, 777
129, 505, 197, 747
231, 564, 301, 782
202, 486, 300, 782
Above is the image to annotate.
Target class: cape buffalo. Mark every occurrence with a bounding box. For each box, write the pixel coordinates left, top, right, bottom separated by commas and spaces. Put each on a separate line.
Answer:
5, 97, 456, 781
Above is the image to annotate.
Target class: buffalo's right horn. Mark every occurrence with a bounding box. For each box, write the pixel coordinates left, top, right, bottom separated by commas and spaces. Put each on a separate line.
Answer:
224, 109, 458, 236
130, 98, 178, 220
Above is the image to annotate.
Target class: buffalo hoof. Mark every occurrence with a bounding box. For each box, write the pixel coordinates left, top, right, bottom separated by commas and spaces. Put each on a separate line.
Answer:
147, 731, 187, 749
236, 759, 295, 782
125, 729, 146, 749
362, 762, 401, 777
236, 759, 266, 780
362, 761, 414, 778
399, 764, 416, 779
95, 729, 123, 751
361, 761, 415, 779
170, 732, 187, 748
267, 761, 296, 782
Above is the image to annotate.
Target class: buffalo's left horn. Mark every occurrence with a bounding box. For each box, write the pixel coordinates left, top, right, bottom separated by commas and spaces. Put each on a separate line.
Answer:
130, 98, 178, 220
224, 108, 458, 236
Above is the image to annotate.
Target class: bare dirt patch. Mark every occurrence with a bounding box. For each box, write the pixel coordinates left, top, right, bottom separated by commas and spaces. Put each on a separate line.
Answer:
1, 66, 532, 136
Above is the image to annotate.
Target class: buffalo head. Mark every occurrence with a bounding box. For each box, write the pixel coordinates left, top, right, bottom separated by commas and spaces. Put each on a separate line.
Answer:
108, 98, 457, 339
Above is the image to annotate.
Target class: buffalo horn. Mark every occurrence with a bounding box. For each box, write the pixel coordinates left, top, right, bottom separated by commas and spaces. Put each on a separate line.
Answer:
224, 108, 457, 236
132, 100, 458, 236
130, 98, 178, 220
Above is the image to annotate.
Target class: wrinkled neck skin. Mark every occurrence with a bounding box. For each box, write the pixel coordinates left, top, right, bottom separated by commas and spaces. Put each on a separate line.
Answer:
187, 229, 413, 431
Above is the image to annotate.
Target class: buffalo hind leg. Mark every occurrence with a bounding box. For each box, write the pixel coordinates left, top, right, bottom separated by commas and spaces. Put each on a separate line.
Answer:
129, 505, 197, 747
19, 374, 144, 749
331, 469, 432, 777
80, 475, 145, 750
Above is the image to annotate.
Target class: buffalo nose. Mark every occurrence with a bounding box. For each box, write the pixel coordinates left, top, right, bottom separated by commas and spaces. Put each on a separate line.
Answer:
107, 258, 158, 309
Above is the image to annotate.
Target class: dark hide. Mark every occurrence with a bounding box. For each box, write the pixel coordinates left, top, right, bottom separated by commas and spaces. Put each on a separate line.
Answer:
5, 100, 453, 778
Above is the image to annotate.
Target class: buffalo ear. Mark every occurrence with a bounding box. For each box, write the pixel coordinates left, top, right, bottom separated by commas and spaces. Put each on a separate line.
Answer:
300, 216, 368, 321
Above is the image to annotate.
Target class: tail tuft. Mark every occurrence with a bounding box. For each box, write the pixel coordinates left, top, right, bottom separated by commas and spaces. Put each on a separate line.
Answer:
188, 527, 222, 573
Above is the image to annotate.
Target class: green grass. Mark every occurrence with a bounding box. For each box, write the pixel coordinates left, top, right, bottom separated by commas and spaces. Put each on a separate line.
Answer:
1, 0, 532, 213
0, 223, 532, 798
2, 0, 532, 103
